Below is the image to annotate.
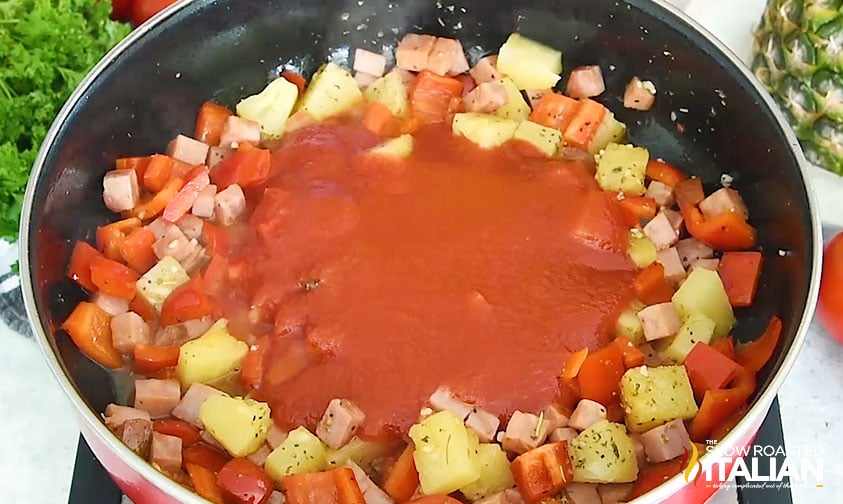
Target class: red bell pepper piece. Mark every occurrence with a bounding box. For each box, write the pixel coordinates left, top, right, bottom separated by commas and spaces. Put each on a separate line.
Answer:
153, 418, 202, 445
134, 344, 181, 374
183, 443, 231, 473
240, 335, 270, 390
163, 167, 211, 223
689, 365, 756, 442
89, 255, 140, 299
281, 71, 308, 95
119, 227, 157, 274
683, 341, 740, 400
97, 217, 142, 261
645, 159, 687, 187
129, 295, 157, 322
510, 442, 575, 503
382, 443, 420, 503
195, 102, 233, 146
711, 335, 737, 361
577, 344, 625, 406
67, 241, 104, 292
718, 251, 763, 307
627, 457, 685, 499
736, 316, 782, 374
115, 156, 153, 180
62, 302, 123, 369
131, 177, 186, 221
160, 276, 213, 326
362, 101, 401, 136
216, 458, 275, 504
631, 262, 675, 305
186, 463, 224, 504
409, 71, 463, 125
563, 99, 607, 151
202, 222, 231, 256
561, 348, 589, 381
618, 195, 658, 226
528, 92, 579, 132
210, 145, 271, 190
613, 336, 646, 368
282, 467, 366, 504
684, 206, 756, 250
674, 177, 705, 212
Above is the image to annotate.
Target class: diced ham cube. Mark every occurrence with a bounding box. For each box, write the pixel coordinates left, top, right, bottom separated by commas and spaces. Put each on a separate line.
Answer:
180, 246, 208, 275
214, 183, 246, 226
346, 461, 394, 504
692, 258, 720, 272
470, 55, 501, 84
316, 399, 366, 450
504, 489, 526, 504
549, 427, 578, 443
150, 432, 183, 473
111, 311, 151, 354
630, 433, 647, 467
662, 208, 684, 233
477, 493, 509, 504
646, 180, 675, 208
200, 429, 226, 452
427, 37, 469, 76
266, 423, 288, 449
134, 379, 181, 418
192, 184, 217, 218
543, 404, 569, 431
207, 146, 234, 168
597, 483, 634, 504
92, 292, 130, 316
502, 411, 548, 454
675, 238, 714, 269
656, 247, 686, 285
463, 81, 509, 113
146, 218, 170, 240
566, 483, 601, 504
163, 168, 211, 223
624, 77, 656, 111
395, 33, 436, 72
389, 67, 416, 87
118, 418, 153, 458
525, 89, 551, 108
355, 71, 379, 89
219, 116, 261, 148
267, 491, 286, 504
353, 48, 387, 77
153, 225, 199, 263
167, 134, 209, 166
247, 444, 272, 466
103, 169, 140, 213
428, 387, 472, 420
637, 302, 681, 342
643, 212, 679, 250
176, 214, 204, 241
172, 383, 226, 427
466, 407, 501, 443
699, 187, 749, 221
566, 65, 606, 99
154, 318, 209, 347
568, 399, 607, 431
104, 404, 151, 430
640, 419, 692, 463
638, 343, 663, 367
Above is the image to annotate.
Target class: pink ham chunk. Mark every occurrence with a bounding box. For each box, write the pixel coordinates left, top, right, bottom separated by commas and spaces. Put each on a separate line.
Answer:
692, 258, 720, 272
346, 461, 394, 504
568, 399, 608, 431
214, 183, 246, 226
463, 81, 509, 113
111, 311, 151, 354
543, 404, 569, 432
525, 89, 551, 108
640, 419, 692, 463
247, 444, 272, 466
118, 418, 153, 458
549, 427, 578, 443
134, 379, 181, 418
192, 184, 217, 219
643, 212, 679, 250
656, 247, 686, 285
146, 218, 170, 240
177, 214, 204, 241
502, 411, 548, 454
163, 168, 211, 223
427, 37, 469, 76
153, 224, 199, 264
428, 387, 472, 420
265, 423, 288, 449
172, 383, 226, 427
478, 492, 512, 504
355, 71, 379, 89
646, 180, 675, 208
396, 33, 436, 72
267, 492, 286, 504
470, 55, 501, 84
675, 238, 714, 269
637, 302, 681, 342
504, 489, 527, 504
389, 67, 416, 87
207, 146, 234, 168
699, 187, 749, 221
150, 432, 183, 473
104, 404, 151, 430
630, 433, 647, 467
639, 343, 663, 367
624, 77, 656, 111
566, 483, 601, 504
663, 208, 684, 233
597, 483, 634, 504
92, 292, 130, 316
353, 48, 387, 77
566, 65, 606, 99
167, 134, 209, 166
103, 169, 140, 213
219, 116, 261, 148
316, 399, 366, 449
466, 407, 501, 442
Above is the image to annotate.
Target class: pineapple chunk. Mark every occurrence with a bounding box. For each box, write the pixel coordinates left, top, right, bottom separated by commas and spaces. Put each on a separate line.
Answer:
364, 71, 409, 118
588, 112, 627, 155
236, 76, 299, 137
452, 113, 519, 149
658, 311, 716, 364
672, 268, 736, 338
616, 305, 645, 346
628, 232, 658, 268
513, 120, 562, 157
265, 426, 328, 482
326, 437, 399, 475
298, 63, 363, 120
460, 443, 515, 500
177, 319, 248, 388
493, 77, 531, 121
135, 256, 189, 311
368, 134, 413, 158
569, 420, 639, 483
199, 395, 271, 457
496, 33, 563, 90
596, 143, 648, 195
620, 365, 698, 433
409, 410, 482, 495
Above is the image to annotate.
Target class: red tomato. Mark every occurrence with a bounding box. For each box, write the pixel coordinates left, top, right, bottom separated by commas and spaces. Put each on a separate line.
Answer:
160, 276, 213, 326
110, 0, 135, 21
210, 146, 272, 190
132, 0, 178, 25
819, 232, 843, 344
216, 458, 274, 504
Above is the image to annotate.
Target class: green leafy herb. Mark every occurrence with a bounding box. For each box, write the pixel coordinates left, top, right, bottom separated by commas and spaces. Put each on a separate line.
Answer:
0, 0, 131, 240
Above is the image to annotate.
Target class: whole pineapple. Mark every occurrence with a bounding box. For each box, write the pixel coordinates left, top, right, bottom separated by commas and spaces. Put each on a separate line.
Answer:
752, 0, 843, 174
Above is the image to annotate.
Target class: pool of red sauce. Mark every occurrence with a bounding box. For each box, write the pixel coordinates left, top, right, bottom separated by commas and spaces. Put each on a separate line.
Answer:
214, 118, 637, 439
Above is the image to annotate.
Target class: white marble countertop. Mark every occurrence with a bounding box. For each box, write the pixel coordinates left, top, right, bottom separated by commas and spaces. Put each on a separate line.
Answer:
1, 1, 841, 503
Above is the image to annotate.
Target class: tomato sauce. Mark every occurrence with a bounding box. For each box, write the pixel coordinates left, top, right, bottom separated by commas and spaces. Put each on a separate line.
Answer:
214, 120, 637, 438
